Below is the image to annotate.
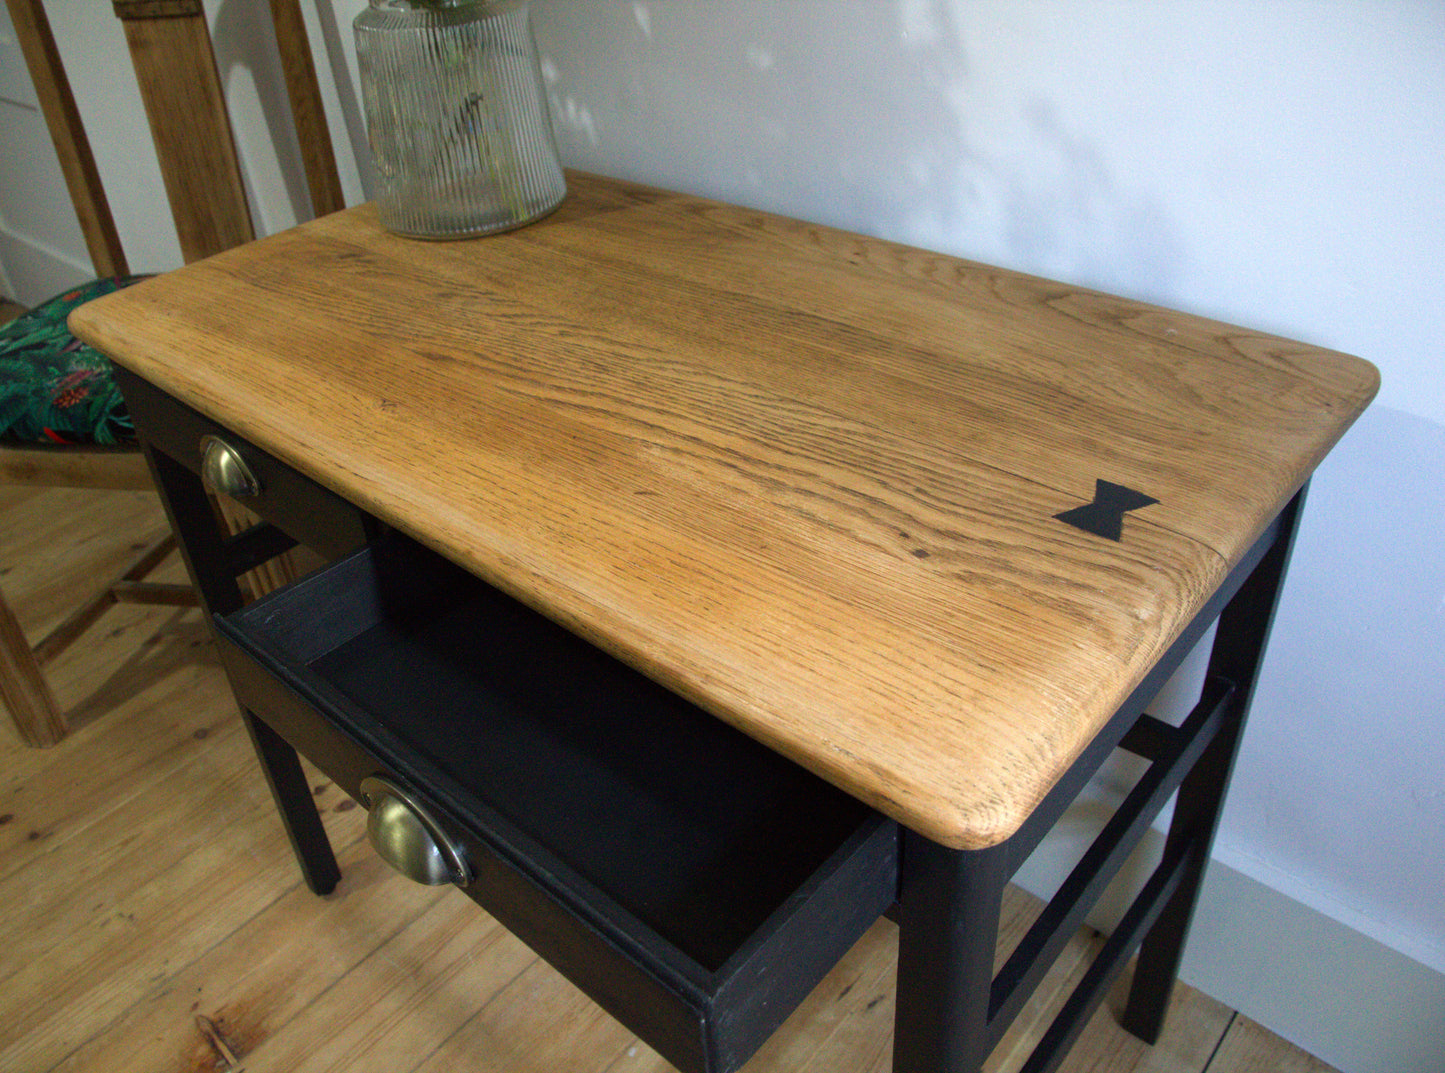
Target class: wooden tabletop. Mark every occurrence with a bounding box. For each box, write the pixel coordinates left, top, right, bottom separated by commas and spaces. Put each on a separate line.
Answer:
71, 173, 1378, 849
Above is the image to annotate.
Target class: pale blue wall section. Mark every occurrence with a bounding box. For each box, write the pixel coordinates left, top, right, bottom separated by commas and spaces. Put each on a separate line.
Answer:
1224, 405, 1445, 971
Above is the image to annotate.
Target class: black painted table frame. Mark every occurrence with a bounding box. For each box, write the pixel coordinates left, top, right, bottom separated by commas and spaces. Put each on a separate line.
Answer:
893, 491, 1305, 1073
124, 366, 1305, 1073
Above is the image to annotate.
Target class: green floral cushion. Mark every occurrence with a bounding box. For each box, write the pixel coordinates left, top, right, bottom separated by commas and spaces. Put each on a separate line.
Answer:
0, 276, 148, 446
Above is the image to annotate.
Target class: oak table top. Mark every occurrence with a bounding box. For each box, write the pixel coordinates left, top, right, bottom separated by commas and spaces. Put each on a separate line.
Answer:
71, 172, 1378, 850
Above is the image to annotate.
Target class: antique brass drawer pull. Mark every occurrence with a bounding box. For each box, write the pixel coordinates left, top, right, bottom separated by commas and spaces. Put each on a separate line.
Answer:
359, 775, 471, 887
200, 435, 260, 498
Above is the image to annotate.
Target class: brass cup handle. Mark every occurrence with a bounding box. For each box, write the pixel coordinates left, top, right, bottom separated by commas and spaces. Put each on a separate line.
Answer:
358, 776, 471, 887
199, 435, 261, 498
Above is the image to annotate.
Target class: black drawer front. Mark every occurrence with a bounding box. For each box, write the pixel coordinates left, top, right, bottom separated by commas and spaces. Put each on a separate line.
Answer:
216, 634, 717, 1068
212, 537, 898, 1073
113, 365, 369, 559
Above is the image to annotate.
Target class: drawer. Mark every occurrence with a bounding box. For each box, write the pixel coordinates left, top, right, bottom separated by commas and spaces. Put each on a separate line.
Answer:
112, 365, 369, 559
211, 535, 898, 1073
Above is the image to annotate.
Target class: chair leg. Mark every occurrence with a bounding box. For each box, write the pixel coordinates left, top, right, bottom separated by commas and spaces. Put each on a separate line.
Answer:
0, 580, 67, 747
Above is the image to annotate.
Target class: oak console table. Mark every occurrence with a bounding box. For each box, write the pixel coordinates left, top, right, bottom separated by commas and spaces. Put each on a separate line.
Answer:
71, 173, 1377, 1073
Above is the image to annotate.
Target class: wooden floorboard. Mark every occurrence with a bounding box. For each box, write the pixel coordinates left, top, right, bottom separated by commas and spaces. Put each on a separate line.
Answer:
1206, 1016, 1340, 1073
0, 485, 1338, 1072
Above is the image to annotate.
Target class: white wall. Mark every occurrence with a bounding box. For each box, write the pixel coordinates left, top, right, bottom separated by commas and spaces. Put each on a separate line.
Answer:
2, 1, 1441, 1069
0, 1, 92, 301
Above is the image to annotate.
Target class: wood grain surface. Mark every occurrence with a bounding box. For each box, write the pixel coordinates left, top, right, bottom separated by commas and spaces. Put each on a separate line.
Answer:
118, 7, 253, 263
264, 0, 346, 219
69, 173, 1378, 848
0, 446, 152, 490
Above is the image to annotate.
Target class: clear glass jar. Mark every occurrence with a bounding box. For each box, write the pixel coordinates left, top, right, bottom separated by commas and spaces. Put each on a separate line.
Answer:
354, 0, 566, 238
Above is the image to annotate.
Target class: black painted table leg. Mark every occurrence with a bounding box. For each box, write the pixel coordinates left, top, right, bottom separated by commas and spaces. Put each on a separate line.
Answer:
891, 489, 1309, 1070
242, 708, 340, 895
1121, 488, 1308, 1041
894, 833, 1009, 1073
139, 442, 341, 896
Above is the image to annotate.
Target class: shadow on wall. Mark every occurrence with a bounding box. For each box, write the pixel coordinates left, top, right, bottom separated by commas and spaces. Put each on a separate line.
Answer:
1003, 97, 1182, 302
307, 0, 378, 199
211, 0, 313, 226
210, 0, 376, 220
530, 0, 1182, 300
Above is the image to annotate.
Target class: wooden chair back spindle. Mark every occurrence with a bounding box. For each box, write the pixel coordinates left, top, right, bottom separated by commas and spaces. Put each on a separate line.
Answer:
0, 0, 343, 745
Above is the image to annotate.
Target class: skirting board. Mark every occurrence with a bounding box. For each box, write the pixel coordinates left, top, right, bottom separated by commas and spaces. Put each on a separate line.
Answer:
1183, 857, 1445, 1073
0, 228, 94, 307
1014, 826, 1445, 1073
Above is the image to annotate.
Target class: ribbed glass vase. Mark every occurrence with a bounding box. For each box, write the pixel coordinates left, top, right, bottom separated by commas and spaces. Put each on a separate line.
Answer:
355, 0, 566, 238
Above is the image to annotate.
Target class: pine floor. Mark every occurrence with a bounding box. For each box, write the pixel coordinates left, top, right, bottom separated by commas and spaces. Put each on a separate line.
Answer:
0, 481, 1339, 1073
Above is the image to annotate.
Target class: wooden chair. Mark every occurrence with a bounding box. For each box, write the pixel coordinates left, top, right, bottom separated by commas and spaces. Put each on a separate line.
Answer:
0, 0, 344, 746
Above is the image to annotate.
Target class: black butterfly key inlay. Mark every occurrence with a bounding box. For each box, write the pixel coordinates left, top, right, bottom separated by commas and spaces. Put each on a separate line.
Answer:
1054, 480, 1159, 541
